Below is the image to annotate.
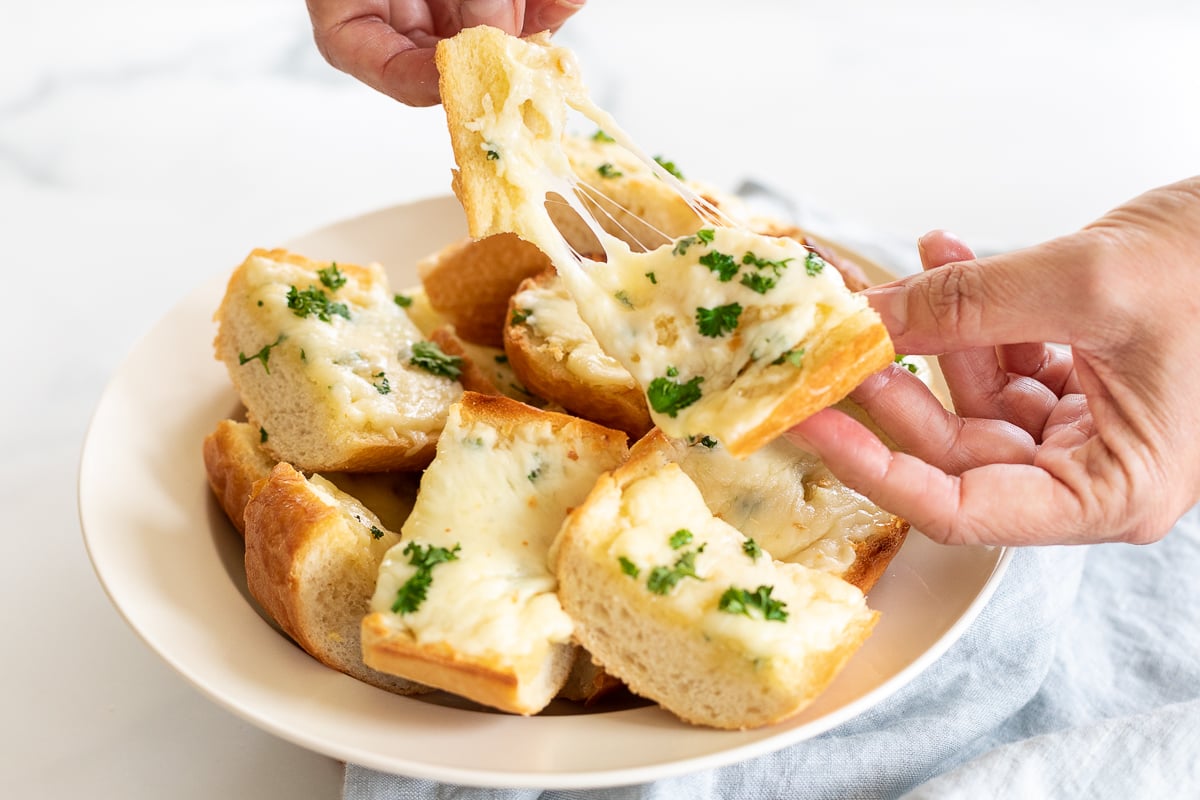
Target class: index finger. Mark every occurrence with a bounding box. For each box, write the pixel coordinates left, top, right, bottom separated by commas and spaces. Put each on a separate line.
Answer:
788, 408, 1089, 546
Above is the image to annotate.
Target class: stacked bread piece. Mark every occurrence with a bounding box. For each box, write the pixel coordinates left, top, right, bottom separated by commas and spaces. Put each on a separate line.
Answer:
200, 29, 924, 729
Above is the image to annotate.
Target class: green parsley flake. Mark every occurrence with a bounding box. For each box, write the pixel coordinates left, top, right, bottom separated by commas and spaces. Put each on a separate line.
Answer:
592, 129, 615, 143
646, 546, 704, 595
287, 285, 350, 322
672, 228, 714, 256
237, 333, 285, 374
695, 435, 718, 449
511, 308, 532, 325
391, 542, 461, 614
372, 371, 391, 395
668, 529, 694, 549
317, 263, 347, 291
369, 525, 385, 540
394, 293, 413, 308
614, 289, 634, 308
494, 354, 508, 364
410, 340, 463, 380
743, 252, 793, 276
654, 155, 684, 180
647, 372, 704, 417
645, 271, 657, 284
259, 427, 268, 443
618, 556, 640, 578
486, 147, 500, 160
805, 252, 827, 276
699, 250, 739, 282
740, 272, 776, 294
742, 538, 762, 560
695, 302, 742, 338
718, 585, 789, 622
772, 347, 805, 367
894, 354, 919, 374
597, 162, 623, 179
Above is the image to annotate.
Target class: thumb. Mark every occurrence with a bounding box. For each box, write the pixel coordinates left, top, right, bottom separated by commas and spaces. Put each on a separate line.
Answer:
461, 0, 523, 33
864, 232, 1093, 354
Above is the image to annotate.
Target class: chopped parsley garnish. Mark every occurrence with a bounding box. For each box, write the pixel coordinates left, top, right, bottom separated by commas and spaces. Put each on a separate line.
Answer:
646, 546, 704, 595
597, 162, 623, 179
391, 542, 461, 614
259, 426, 268, 443
743, 252, 793, 276
772, 347, 805, 367
740, 272, 776, 294
286, 285, 350, 322
645, 271, 657, 284
699, 250, 739, 282
805, 252, 827, 276
614, 289, 634, 308
494, 354, 508, 364
372, 371, 391, 395
895, 354, 919, 374
695, 302, 742, 338
654, 155, 684, 180
409, 340, 463, 380
695, 435, 718, 448
618, 556, 640, 578
237, 333, 285, 374
672, 228, 714, 256
394, 293, 413, 308
369, 525, 386, 540
317, 263, 346, 290
742, 538, 762, 560
668, 529, 694, 549
527, 462, 543, 482
485, 146, 500, 160
511, 308, 532, 325
647, 372, 704, 417
592, 129, 615, 143
718, 585, 789, 622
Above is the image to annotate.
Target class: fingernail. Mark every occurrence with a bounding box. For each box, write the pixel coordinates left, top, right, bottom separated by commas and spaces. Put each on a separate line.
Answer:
534, 0, 586, 32
862, 285, 908, 336
462, 0, 518, 32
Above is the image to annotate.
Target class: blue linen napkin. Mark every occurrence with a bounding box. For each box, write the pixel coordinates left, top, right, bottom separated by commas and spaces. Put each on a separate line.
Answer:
345, 513, 1200, 799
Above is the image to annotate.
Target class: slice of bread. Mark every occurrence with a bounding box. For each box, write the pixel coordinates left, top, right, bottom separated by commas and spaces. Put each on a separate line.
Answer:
202, 419, 278, 537
214, 248, 462, 472
243, 462, 429, 696
436, 28, 893, 457
663, 429, 908, 593
361, 392, 628, 715
553, 434, 879, 729
504, 269, 653, 438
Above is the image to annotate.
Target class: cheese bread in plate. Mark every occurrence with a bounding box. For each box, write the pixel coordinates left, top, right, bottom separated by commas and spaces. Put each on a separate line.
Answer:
361, 392, 628, 715
554, 433, 879, 730
214, 249, 462, 472
436, 27, 893, 457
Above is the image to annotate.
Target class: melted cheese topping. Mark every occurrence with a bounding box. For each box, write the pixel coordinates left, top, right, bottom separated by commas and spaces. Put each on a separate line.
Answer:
448, 31, 884, 446
676, 439, 894, 575
242, 255, 460, 433
512, 276, 636, 388
369, 403, 616, 658
601, 464, 872, 667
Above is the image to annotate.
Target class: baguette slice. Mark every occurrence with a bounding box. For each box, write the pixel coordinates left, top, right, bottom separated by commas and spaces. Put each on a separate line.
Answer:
554, 434, 879, 729
664, 429, 908, 592
243, 463, 428, 696
214, 248, 462, 472
202, 419, 278, 537
504, 269, 653, 438
361, 392, 628, 715
436, 28, 893, 457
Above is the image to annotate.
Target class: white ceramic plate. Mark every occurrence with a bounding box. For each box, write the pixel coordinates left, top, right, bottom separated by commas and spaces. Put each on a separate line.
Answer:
80, 196, 1010, 789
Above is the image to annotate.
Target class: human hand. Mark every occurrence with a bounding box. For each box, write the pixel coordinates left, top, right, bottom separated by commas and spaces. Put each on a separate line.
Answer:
788, 178, 1200, 546
307, 0, 585, 106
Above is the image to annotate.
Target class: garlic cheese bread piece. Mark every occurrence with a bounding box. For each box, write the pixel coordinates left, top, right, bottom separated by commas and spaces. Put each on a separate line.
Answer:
505, 269, 652, 438
243, 463, 428, 696
436, 27, 893, 457
668, 431, 908, 592
214, 249, 462, 472
361, 392, 628, 715
554, 436, 879, 729
202, 419, 278, 537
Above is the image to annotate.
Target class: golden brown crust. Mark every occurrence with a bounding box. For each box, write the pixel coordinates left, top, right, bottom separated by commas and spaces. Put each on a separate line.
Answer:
842, 517, 910, 594
418, 234, 553, 347
503, 271, 652, 439
201, 419, 277, 537
454, 390, 630, 451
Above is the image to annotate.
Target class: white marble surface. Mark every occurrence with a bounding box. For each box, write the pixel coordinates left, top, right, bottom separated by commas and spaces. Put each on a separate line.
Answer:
4, 1, 1198, 798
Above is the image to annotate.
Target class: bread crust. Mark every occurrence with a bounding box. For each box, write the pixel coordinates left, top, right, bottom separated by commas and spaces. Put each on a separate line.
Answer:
244, 463, 428, 696
202, 419, 277, 537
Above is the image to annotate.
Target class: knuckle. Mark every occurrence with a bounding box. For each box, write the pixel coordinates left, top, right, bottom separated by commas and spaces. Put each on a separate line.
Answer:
921, 262, 985, 340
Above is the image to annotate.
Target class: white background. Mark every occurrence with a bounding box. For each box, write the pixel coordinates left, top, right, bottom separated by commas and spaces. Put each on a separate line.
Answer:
3, 0, 1197, 797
